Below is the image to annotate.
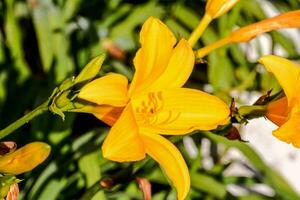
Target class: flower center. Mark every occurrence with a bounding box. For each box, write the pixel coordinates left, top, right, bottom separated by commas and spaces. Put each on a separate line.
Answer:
132, 92, 181, 127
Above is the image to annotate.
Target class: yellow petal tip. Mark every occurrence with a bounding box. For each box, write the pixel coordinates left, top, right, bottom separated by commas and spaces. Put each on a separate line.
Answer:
258, 55, 275, 65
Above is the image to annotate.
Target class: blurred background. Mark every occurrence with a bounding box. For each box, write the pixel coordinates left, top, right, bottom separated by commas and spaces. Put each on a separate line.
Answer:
1, 0, 300, 199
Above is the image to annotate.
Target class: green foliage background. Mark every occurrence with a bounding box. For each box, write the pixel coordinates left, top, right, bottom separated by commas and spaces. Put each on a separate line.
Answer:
0, 0, 300, 199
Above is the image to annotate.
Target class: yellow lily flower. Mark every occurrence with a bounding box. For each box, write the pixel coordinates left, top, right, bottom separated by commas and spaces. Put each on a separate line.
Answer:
259, 55, 300, 148
78, 17, 230, 199
0, 142, 51, 175
196, 9, 300, 58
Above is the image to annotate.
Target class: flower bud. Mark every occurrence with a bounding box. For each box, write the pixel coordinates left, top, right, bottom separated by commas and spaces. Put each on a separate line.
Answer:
102, 40, 125, 60
100, 178, 114, 189
6, 183, 19, 200
74, 54, 106, 84
230, 10, 300, 43
206, 0, 239, 19
0, 142, 51, 175
0, 142, 16, 156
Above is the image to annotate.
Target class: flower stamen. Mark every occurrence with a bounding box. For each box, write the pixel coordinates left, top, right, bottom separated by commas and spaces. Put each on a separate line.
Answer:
134, 92, 182, 127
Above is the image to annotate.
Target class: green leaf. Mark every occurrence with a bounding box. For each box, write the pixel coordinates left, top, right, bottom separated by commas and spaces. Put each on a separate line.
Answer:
271, 31, 298, 57
28, 163, 58, 199
78, 151, 102, 187
62, 0, 81, 21
171, 3, 200, 30
260, 72, 281, 93
37, 179, 68, 200
0, 175, 19, 199
31, 0, 74, 82
191, 173, 227, 199
91, 191, 106, 200
0, 71, 7, 107
31, 0, 54, 72
208, 50, 235, 92
165, 18, 190, 39
4, 0, 30, 82
238, 194, 274, 200
110, 1, 164, 50
0, 34, 5, 63
49, 5, 74, 83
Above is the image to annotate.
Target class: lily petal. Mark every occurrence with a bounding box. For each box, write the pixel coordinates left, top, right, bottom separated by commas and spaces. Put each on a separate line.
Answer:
93, 106, 124, 126
259, 55, 300, 106
78, 73, 129, 107
145, 39, 195, 91
65, 102, 123, 126
266, 97, 288, 126
132, 88, 230, 135
129, 17, 176, 96
272, 113, 300, 148
140, 131, 190, 200
102, 104, 145, 162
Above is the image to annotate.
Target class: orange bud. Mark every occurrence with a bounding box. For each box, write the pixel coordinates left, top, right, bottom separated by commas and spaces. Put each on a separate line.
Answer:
196, 10, 300, 58
0, 142, 17, 156
102, 40, 126, 60
6, 183, 19, 200
0, 142, 51, 175
100, 178, 114, 189
230, 10, 300, 42
266, 97, 289, 126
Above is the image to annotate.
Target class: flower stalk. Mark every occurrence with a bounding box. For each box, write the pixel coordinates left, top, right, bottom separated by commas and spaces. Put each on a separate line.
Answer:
188, 0, 240, 47
0, 54, 106, 140
238, 105, 267, 120
196, 37, 230, 58
0, 100, 49, 140
188, 14, 212, 47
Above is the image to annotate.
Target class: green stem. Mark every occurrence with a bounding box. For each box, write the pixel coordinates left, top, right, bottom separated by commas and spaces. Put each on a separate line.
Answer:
196, 36, 231, 58
188, 14, 212, 47
238, 105, 267, 120
0, 101, 49, 139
